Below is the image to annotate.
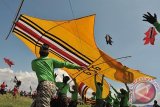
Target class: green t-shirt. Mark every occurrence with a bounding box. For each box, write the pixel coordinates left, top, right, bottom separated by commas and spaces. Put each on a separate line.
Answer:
70, 90, 78, 101
105, 96, 112, 104
56, 82, 69, 94
95, 82, 103, 99
119, 92, 129, 107
32, 57, 81, 82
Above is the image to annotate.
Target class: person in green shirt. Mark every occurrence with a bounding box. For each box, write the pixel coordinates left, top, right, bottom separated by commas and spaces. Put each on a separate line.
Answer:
94, 73, 104, 107
91, 92, 96, 107
105, 91, 113, 107
110, 83, 130, 107
68, 78, 78, 107
143, 12, 160, 33
56, 75, 70, 107
112, 94, 120, 107
31, 43, 84, 107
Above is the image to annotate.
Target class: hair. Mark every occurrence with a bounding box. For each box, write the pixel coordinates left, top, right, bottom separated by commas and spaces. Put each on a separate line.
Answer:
92, 92, 96, 95
63, 76, 70, 84
39, 43, 49, 57
154, 100, 157, 104
120, 88, 126, 94
97, 82, 102, 86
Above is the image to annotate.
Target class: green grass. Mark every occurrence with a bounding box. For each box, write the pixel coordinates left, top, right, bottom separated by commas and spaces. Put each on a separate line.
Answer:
0, 93, 90, 107
0, 93, 32, 107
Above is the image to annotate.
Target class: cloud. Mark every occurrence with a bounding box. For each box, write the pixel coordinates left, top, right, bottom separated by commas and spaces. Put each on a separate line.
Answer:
0, 68, 37, 92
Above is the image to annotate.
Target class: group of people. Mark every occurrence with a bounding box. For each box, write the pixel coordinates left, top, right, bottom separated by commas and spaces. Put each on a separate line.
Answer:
50, 75, 79, 107
91, 75, 130, 107
0, 81, 22, 97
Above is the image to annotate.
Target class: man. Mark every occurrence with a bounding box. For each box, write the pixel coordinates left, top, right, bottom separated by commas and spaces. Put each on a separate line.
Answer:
68, 78, 78, 107
94, 73, 104, 107
0, 82, 6, 95
153, 100, 160, 107
31, 43, 84, 107
143, 12, 160, 32
56, 75, 70, 107
91, 92, 96, 107
105, 91, 113, 107
110, 83, 130, 107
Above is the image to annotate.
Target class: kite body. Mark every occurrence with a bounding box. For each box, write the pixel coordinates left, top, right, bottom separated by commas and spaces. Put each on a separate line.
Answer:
4, 58, 14, 68
143, 27, 157, 45
105, 34, 113, 45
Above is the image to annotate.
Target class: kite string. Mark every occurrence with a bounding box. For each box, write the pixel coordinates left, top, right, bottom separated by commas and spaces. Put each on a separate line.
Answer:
73, 55, 131, 78
5, 0, 25, 40
34, 21, 69, 57
68, 0, 85, 56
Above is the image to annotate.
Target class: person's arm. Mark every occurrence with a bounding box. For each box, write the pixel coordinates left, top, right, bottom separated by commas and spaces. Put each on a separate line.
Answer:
73, 78, 78, 91
110, 85, 119, 95
101, 74, 104, 86
125, 83, 130, 93
94, 73, 97, 87
53, 59, 82, 69
153, 22, 160, 33
110, 94, 115, 100
143, 12, 160, 33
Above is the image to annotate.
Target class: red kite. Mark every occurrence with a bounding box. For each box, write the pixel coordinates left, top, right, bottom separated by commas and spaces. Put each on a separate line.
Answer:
143, 27, 157, 45
3, 58, 14, 68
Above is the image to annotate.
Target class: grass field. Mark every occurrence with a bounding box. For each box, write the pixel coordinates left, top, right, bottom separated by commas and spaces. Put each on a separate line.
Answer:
0, 93, 90, 107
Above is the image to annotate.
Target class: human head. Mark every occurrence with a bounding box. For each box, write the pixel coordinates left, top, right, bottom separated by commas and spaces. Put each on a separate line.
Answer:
154, 100, 157, 104
120, 88, 126, 94
92, 92, 96, 96
72, 85, 77, 91
97, 82, 102, 86
39, 43, 49, 57
63, 76, 70, 84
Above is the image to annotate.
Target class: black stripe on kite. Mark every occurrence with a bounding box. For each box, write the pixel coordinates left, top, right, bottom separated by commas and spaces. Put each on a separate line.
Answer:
13, 28, 72, 63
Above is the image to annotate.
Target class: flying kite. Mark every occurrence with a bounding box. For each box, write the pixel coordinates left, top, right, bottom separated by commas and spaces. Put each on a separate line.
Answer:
143, 27, 157, 45
3, 58, 14, 68
105, 34, 113, 45
12, 14, 155, 98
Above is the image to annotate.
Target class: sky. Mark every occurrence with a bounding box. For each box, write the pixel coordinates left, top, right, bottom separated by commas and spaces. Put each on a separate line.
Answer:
0, 0, 160, 104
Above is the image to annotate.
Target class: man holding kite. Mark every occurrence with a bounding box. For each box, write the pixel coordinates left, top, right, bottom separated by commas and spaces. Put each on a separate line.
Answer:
31, 43, 84, 107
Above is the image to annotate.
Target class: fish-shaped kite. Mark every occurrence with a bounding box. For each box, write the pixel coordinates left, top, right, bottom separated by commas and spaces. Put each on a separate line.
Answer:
143, 27, 157, 45
3, 58, 14, 68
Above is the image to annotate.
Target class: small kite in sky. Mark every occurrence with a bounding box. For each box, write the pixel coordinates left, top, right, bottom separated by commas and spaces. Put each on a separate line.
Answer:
105, 34, 113, 45
143, 27, 157, 45
3, 58, 14, 68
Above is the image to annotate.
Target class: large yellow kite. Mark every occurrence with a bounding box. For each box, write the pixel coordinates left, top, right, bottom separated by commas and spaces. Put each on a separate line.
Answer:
13, 14, 155, 98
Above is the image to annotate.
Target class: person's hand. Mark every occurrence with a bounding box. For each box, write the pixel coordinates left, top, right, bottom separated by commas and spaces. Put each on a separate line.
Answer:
143, 12, 157, 24
78, 66, 87, 70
